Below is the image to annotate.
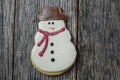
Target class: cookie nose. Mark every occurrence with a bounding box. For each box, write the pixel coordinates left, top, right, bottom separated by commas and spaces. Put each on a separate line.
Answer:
50, 27, 55, 30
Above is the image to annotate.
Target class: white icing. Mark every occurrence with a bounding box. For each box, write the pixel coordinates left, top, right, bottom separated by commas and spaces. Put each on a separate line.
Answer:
31, 20, 77, 72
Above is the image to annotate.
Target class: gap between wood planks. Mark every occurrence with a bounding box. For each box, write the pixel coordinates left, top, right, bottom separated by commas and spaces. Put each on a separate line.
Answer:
12, 0, 17, 80
75, 0, 80, 80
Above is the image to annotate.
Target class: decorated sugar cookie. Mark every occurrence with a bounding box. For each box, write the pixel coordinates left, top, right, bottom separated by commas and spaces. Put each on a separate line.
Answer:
31, 7, 77, 76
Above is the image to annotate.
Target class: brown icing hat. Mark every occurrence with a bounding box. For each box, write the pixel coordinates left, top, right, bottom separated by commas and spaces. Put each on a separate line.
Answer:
37, 7, 66, 21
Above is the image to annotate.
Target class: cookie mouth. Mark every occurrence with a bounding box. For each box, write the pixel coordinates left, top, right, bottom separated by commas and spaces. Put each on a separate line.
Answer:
49, 27, 55, 30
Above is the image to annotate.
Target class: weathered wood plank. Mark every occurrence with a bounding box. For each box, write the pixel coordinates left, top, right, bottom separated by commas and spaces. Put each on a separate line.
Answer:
13, 0, 78, 80
0, 0, 15, 80
77, 0, 120, 80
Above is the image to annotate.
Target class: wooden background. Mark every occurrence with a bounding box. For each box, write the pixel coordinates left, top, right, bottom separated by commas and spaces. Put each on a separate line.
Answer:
0, 0, 120, 80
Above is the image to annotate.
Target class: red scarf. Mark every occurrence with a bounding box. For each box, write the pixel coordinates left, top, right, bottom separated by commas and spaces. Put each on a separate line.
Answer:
37, 27, 65, 57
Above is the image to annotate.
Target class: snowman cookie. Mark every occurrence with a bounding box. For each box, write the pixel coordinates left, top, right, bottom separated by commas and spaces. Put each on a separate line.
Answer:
31, 7, 77, 76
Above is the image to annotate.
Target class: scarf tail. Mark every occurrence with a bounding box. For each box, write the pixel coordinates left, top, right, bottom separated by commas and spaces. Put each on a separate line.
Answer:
39, 36, 48, 57
37, 36, 45, 46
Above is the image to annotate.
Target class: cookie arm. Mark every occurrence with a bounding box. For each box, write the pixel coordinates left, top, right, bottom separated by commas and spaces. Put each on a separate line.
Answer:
34, 32, 43, 44
66, 30, 72, 41
60, 29, 71, 41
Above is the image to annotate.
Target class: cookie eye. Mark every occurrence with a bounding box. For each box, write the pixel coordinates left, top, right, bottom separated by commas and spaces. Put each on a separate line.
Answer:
52, 22, 54, 25
48, 22, 50, 25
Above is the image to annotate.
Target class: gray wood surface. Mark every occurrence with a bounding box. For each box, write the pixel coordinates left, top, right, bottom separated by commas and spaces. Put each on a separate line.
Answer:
0, 0, 15, 80
77, 0, 120, 80
0, 0, 120, 80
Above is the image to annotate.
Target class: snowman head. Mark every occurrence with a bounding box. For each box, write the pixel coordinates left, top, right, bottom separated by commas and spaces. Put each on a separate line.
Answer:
38, 20, 65, 32
37, 7, 66, 32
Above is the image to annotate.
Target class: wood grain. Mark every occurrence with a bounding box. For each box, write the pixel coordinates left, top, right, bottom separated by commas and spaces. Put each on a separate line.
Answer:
1, 0, 120, 80
77, 0, 120, 80
13, 0, 78, 80
0, 0, 15, 80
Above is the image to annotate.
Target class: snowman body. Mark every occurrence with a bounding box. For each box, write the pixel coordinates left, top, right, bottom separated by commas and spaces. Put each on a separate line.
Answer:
31, 20, 77, 72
